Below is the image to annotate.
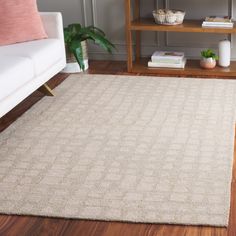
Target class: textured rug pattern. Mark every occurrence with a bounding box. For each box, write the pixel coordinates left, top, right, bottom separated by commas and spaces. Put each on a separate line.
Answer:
0, 74, 236, 226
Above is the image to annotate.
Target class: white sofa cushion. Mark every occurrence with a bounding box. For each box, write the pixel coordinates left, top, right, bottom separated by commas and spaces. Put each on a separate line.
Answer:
0, 56, 34, 102
0, 39, 63, 76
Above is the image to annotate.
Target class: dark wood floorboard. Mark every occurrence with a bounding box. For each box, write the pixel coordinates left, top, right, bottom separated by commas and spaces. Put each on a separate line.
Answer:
0, 60, 235, 236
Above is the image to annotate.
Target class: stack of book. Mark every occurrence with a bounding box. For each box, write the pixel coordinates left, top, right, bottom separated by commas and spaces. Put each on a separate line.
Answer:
148, 51, 186, 69
202, 16, 234, 28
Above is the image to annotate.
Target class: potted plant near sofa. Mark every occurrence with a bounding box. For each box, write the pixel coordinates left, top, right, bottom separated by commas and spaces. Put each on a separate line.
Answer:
63, 23, 115, 73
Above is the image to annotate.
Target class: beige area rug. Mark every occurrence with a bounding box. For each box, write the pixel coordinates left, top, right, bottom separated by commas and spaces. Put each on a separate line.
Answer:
0, 74, 236, 227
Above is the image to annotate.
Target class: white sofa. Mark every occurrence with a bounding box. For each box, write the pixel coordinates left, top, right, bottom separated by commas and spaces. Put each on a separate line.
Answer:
0, 12, 66, 118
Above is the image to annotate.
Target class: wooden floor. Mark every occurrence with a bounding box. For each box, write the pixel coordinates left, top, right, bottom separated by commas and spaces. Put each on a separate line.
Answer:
0, 60, 235, 236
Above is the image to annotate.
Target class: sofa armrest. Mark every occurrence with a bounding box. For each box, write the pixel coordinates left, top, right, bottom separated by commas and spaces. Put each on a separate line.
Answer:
40, 12, 66, 70
40, 12, 64, 40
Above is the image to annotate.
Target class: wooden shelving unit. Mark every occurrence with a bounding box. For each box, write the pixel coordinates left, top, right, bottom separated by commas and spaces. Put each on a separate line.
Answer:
125, 0, 236, 78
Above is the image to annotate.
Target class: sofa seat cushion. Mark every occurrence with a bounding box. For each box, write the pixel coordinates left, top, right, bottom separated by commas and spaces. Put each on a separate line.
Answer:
0, 56, 34, 102
0, 39, 63, 76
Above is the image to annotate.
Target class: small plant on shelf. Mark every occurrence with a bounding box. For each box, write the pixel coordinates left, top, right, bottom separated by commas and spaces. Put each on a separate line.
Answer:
200, 49, 218, 69
201, 49, 218, 60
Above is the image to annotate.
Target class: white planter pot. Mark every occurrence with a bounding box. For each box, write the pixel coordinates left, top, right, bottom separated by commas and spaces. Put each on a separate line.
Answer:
200, 57, 216, 69
62, 60, 89, 73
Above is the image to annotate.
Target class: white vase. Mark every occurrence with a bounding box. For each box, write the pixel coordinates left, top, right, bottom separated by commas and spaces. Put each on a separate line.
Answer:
218, 39, 231, 67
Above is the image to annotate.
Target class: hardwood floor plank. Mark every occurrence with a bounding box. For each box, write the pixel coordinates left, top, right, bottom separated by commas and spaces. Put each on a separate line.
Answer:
26, 218, 70, 236
0, 61, 235, 236
0, 215, 43, 236
63, 220, 108, 236
0, 216, 15, 235
104, 222, 151, 236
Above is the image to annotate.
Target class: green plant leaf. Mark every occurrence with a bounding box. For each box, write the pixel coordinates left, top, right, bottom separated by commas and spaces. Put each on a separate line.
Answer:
68, 40, 85, 71
201, 49, 218, 60
79, 28, 115, 53
87, 26, 106, 37
64, 29, 72, 44
68, 24, 81, 35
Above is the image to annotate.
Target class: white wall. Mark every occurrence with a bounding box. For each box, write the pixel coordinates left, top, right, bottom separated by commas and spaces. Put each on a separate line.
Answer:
38, 0, 236, 61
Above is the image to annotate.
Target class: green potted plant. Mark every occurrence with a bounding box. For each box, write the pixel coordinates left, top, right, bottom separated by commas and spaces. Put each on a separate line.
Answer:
63, 23, 115, 73
200, 49, 218, 69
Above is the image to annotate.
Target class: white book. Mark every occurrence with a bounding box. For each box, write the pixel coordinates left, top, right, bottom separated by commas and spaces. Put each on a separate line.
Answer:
151, 51, 185, 62
202, 24, 233, 28
202, 21, 234, 28
202, 21, 233, 25
152, 58, 184, 64
148, 58, 186, 69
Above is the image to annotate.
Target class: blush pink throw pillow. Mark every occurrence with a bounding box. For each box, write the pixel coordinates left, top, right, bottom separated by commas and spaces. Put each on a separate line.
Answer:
0, 0, 47, 46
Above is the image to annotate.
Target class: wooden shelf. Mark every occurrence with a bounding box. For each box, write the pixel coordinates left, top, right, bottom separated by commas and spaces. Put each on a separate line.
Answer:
131, 58, 236, 78
131, 18, 236, 34
125, 0, 236, 77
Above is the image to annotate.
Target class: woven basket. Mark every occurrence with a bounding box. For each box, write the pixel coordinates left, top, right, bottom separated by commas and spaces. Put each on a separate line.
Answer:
66, 40, 88, 63
153, 9, 185, 25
